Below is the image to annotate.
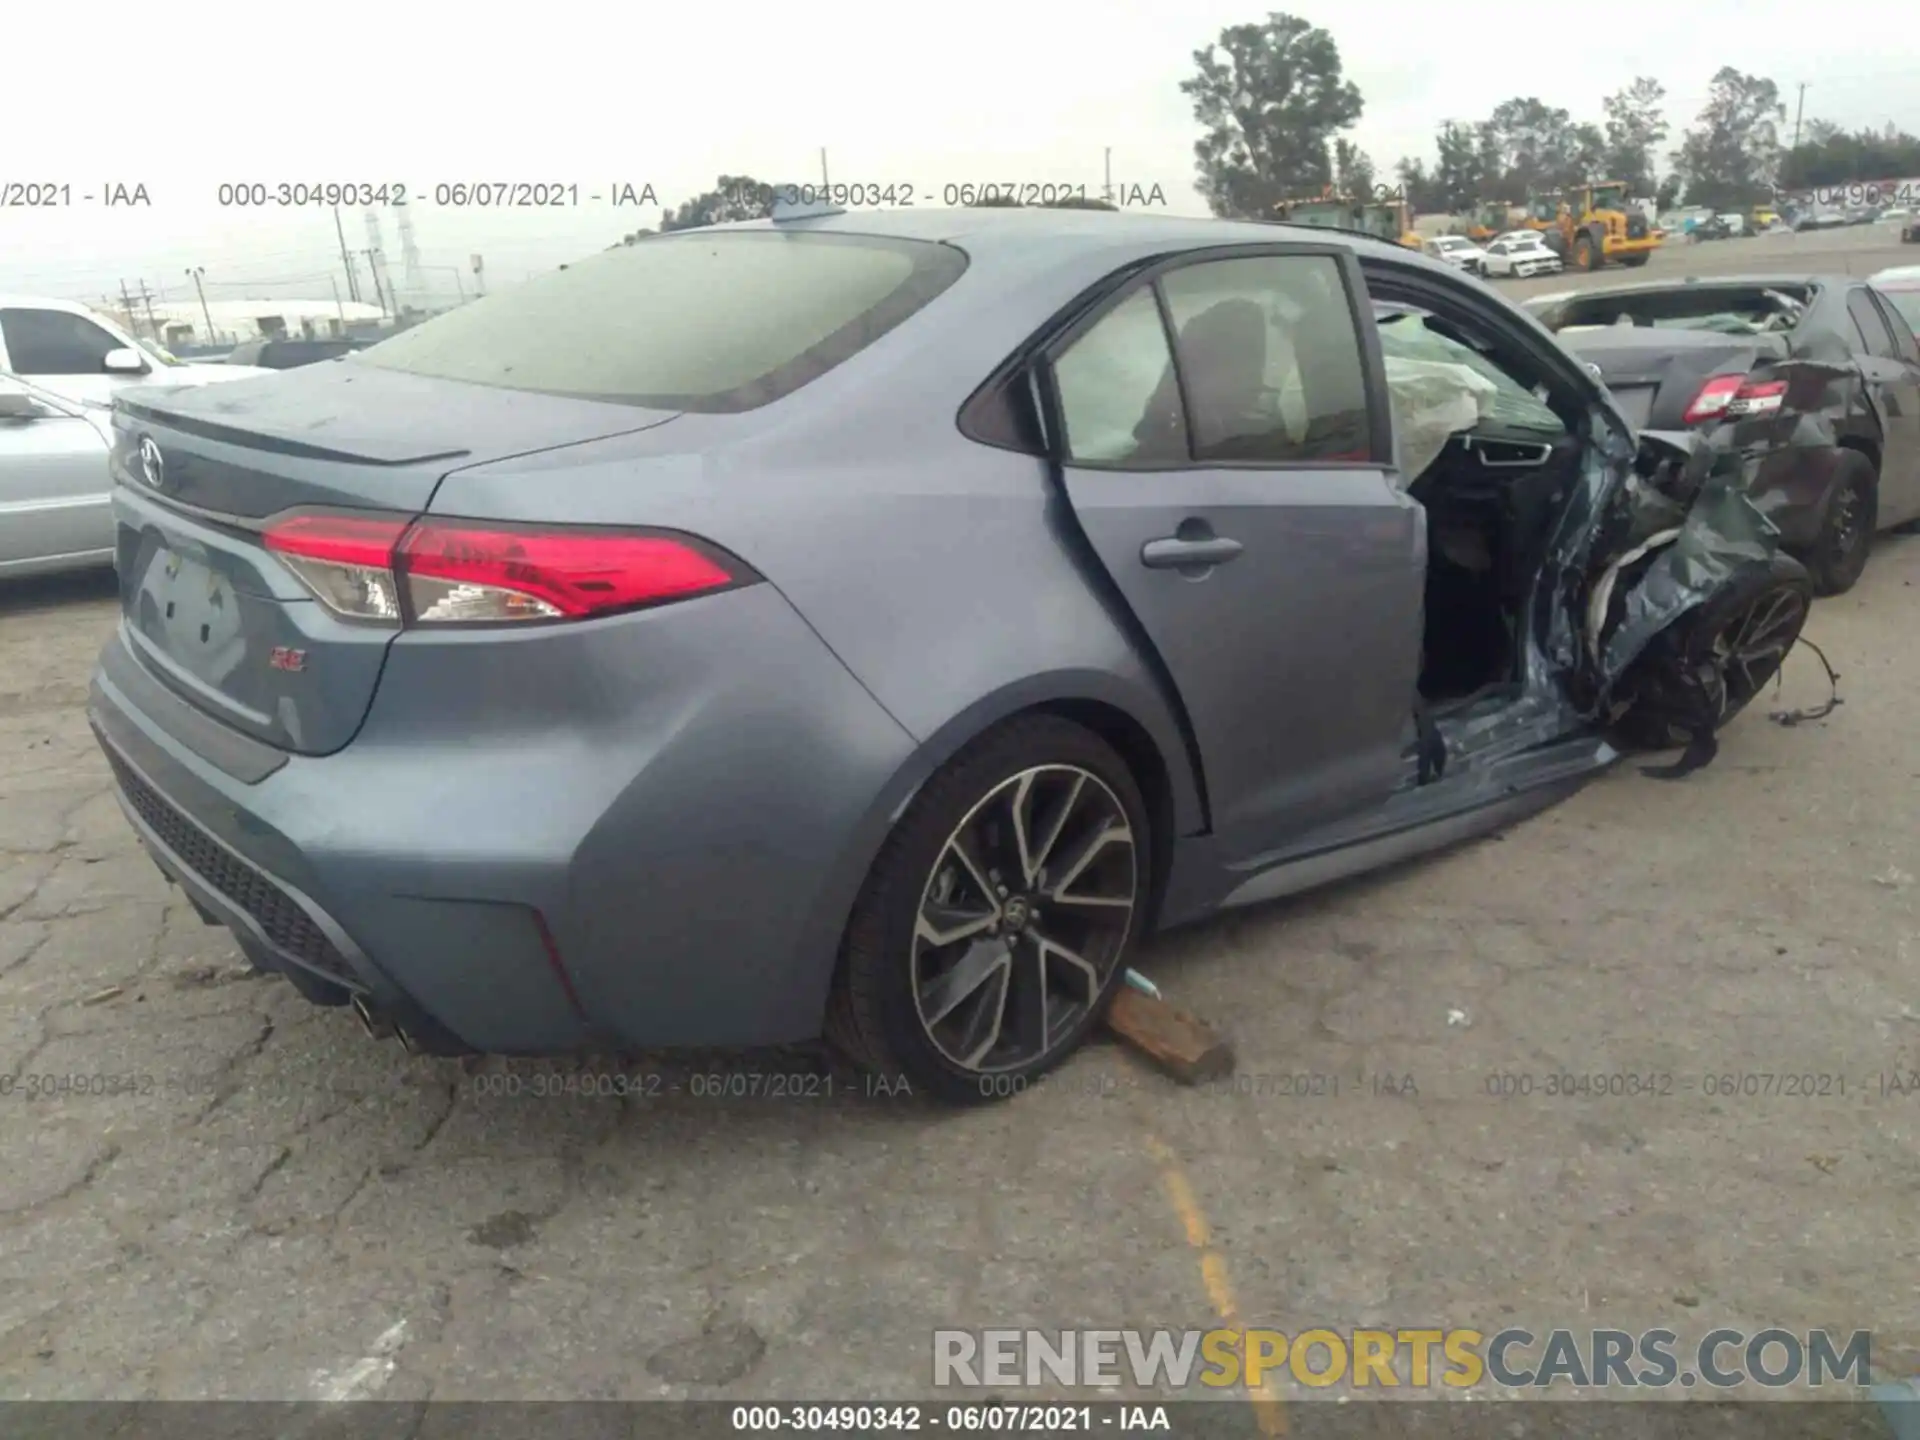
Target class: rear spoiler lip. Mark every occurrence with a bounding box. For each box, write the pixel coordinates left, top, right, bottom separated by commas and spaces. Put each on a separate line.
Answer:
113, 394, 471, 468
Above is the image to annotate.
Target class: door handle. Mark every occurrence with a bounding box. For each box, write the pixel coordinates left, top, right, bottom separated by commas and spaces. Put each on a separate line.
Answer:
1141, 535, 1244, 569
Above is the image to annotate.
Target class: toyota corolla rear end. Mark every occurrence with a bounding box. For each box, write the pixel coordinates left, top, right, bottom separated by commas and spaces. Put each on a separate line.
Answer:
87, 227, 964, 1054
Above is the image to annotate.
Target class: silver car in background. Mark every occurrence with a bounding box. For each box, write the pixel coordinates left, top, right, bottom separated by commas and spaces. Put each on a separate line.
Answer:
0, 375, 116, 578
1, 295, 270, 578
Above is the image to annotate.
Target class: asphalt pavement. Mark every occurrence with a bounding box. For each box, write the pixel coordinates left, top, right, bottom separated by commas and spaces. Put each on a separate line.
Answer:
1, 225, 1917, 1412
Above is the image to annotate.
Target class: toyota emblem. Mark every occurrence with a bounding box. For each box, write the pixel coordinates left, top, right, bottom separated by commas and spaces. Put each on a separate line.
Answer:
138, 435, 165, 489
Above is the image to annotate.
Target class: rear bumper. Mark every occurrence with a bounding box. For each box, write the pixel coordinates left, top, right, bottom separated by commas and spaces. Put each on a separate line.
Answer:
87, 583, 920, 1054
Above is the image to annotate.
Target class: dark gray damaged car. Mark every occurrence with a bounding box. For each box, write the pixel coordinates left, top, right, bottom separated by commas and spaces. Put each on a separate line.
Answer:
88, 208, 1813, 1103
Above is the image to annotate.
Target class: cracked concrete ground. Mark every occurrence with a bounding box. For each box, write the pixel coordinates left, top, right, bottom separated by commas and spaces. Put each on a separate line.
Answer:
3, 234, 1918, 1408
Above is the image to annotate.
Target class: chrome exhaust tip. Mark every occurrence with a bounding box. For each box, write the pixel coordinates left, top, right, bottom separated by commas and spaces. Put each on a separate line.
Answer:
351, 994, 396, 1042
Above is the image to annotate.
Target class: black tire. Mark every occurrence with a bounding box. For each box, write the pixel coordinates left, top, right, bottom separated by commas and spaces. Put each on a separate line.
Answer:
1610, 555, 1813, 751
1621, 253, 1651, 268
825, 714, 1149, 1105
1573, 233, 1601, 271
1799, 449, 1877, 596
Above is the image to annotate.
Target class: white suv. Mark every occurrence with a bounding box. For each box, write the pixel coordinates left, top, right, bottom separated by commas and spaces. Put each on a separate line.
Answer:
0, 296, 271, 412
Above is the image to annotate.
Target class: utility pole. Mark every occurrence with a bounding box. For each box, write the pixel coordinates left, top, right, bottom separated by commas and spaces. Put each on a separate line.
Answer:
1104, 147, 1113, 204
361, 250, 387, 317
119, 280, 137, 335
333, 205, 360, 302
330, 276, 346, 330
820, 148, 829, 189
185, 267, 215, 344
134, 280, 160, 341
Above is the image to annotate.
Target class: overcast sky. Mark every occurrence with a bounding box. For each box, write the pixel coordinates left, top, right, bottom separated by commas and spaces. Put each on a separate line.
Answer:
5, 0, 1913, 306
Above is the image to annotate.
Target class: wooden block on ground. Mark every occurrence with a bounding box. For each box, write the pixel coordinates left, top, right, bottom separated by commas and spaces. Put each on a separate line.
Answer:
1105, 986, 1235, 1085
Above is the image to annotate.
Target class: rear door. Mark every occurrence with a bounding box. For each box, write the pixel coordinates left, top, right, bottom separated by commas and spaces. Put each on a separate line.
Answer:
1846, 286, 1920, 524
1040, 245, 1423, 858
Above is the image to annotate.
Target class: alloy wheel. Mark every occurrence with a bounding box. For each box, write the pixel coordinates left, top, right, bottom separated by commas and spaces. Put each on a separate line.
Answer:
910, 765, 1138, 1074
1702, 586, 1809, 719
1827, 482, 1866, 565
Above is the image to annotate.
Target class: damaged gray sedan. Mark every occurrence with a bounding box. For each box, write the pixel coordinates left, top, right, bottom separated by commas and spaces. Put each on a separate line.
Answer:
89, 208, 1815, 1104
1525, 276, 1920, 594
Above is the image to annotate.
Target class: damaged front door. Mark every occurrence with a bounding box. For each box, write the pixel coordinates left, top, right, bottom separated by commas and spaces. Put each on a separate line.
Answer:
1041, 246, 1424, 856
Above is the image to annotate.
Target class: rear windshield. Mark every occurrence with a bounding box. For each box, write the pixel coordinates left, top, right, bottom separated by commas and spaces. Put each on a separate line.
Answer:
352, 230, 968, 411
1542, 285, 1811, 336
267, 341, 357, 365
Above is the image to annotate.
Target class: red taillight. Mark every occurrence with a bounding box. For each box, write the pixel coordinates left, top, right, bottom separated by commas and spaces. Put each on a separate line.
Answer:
1724, 379, 1787, 417
264, 513, 409, 567
260, 513, 746, 626
400, 523, 735, 621
1681, 375, 1745, 423
265, 514, 410, 622
1682, 374, 1787, 425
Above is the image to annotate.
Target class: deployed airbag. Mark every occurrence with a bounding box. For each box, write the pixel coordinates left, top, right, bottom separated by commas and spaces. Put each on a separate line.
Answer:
1382, 356, 1499, 483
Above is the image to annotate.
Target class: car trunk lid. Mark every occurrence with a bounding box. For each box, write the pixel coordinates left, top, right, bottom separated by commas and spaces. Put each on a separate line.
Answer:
1555, 327, 1785, 429
110, 365, 681, 756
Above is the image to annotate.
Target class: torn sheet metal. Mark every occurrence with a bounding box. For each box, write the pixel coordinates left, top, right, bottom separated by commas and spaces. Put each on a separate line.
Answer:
1382, 355, 1498, 483
1594, 438, 1780, 684
1585, 356, 1850, 693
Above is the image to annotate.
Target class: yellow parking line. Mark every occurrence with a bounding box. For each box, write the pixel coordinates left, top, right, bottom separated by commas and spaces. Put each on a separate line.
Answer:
1143, 1133, 1286, 1437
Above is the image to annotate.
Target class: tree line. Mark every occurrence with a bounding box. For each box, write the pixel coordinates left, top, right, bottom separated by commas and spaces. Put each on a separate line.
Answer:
608, 13, 1915, 241
1183, 12, 1918, 218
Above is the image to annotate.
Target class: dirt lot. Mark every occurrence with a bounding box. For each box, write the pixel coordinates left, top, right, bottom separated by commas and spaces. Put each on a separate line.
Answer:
2, 226, 1918, 1411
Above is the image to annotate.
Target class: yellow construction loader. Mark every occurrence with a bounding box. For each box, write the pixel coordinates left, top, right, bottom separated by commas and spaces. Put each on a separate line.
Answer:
1531, 182, 1661, 270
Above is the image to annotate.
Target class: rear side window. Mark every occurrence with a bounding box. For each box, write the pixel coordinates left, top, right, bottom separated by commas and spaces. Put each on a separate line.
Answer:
1845, 290, 1900, 359
1157, 254, 1373, 463
1, 307, 122, 375
1866, 290, 1920, 364
1053, 288, 1189, 466
352, 230, 967, 411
